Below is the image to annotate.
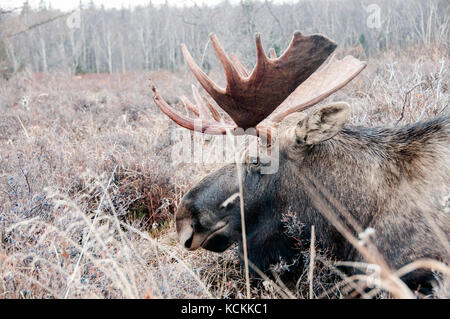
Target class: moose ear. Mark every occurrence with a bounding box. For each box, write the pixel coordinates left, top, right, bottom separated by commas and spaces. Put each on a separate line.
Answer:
295, 102, 350, 145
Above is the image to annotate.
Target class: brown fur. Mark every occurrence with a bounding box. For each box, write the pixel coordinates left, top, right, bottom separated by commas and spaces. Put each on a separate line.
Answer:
175, 104, 450, 294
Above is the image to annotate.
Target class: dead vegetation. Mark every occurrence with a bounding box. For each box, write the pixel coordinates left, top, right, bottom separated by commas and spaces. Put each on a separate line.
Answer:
0, 46, 449, 298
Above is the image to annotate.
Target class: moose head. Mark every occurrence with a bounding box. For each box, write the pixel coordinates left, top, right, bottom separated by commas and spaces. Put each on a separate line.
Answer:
151, 31, 367, 271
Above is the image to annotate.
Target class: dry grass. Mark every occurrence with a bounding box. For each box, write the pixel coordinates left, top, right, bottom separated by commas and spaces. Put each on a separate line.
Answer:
0, 46, 449, 299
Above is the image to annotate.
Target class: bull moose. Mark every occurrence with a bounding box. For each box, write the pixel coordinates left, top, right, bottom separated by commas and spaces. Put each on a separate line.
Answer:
151, 32, 450, 296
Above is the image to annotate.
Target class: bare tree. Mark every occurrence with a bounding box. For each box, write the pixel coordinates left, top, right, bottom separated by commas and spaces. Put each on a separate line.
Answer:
0, 0, 448, 74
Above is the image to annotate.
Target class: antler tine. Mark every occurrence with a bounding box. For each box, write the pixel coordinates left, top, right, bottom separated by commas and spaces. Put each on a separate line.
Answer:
189, 85, 228, 123
230, 53, 249, 78
265, 55, 367, 123
269, 48, 277, 59
185, 83, 229, 123
248, 33, 269, 83
181, 43, 225, 97
277, 31, 303, 61
209, 34, 242, 89
202, 96, 225, 122
255, 33, 268, 62
192, 85, 215, 121
151, 81, 236, 134
152, 82, 198, 131
180, 95, 199, 117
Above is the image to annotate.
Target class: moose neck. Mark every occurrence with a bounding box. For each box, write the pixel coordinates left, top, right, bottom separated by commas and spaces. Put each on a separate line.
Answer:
276, 118, 450, 259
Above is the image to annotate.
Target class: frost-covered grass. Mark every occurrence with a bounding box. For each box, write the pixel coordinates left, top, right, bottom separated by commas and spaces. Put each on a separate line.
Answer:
0, 46, 448, 298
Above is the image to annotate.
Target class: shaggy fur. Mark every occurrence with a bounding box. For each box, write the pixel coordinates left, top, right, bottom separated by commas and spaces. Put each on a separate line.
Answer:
176, 111, 450, 294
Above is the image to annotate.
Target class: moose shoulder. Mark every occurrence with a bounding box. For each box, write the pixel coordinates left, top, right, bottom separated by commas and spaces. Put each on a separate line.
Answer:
151, 32, 450, 294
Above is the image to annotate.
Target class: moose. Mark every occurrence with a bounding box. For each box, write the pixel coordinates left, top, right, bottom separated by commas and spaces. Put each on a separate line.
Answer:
151, 32, 450, 296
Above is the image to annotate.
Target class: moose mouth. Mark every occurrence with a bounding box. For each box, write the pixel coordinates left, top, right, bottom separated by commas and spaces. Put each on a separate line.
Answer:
200, 223, 232, 252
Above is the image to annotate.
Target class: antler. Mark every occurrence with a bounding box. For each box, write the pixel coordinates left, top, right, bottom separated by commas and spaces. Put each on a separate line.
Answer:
265, 54, 367, 123
151, 31, 366, 137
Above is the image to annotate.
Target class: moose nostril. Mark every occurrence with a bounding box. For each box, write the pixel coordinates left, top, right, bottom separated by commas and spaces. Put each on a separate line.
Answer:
184, 232, 194, 249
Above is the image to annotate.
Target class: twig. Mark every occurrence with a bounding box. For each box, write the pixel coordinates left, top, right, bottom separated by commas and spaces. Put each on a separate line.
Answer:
395, 81, 424, 125
0, 7, 20, 15
19, 167, 32, 198
438, 100, 449, 115
394, 259, 450, 278
308, 225, 316, 299
16, 115, 30, 140
224, 129, 251, 299
246, 257, 295, 299
264, 0, 284, 36
6, 11, 75, 38
235, 152, 251, 299
199, 38, 210, 71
